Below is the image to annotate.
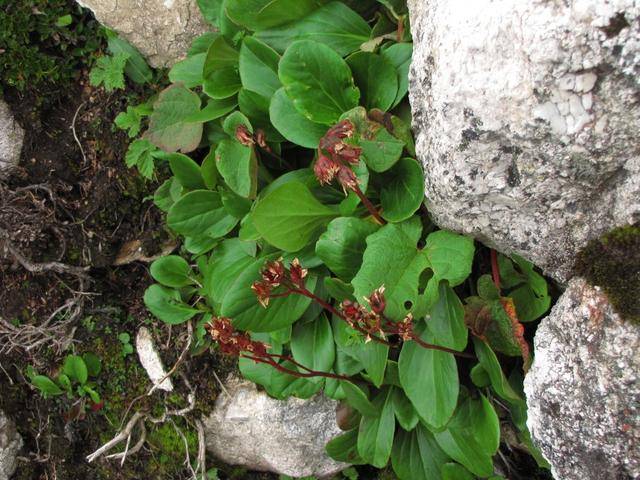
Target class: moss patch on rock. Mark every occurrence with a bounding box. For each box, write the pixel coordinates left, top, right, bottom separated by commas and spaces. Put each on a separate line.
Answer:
574, 224, 640, 323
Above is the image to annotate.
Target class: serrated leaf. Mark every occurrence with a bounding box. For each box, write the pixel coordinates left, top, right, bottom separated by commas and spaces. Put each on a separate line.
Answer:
89, 53, 129, 91
125, 139, 157, 179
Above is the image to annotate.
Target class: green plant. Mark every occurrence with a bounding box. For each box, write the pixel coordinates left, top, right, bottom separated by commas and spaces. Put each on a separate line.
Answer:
27, 352, 102, 405
0, 0, 103, 92
118, 332, 135, 356
118, 1, 551, 478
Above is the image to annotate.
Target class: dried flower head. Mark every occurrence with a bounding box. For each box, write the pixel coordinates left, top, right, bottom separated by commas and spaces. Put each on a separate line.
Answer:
289, 258, 308, 288
251, 281, 272, 308
235, 124, 254, 146
395, 313, 414, 341
314, 153, 341, 185
365, 286, 386, 315
261, 259, 285, 287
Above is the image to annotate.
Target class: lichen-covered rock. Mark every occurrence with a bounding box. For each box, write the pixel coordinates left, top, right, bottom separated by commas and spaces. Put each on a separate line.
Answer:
76, 0, 208, 67
524, 278, 640, 480
0, 410, 22, 480
0, 98, 24, 178
408, 0, 640, 282
203, 376, 347, 478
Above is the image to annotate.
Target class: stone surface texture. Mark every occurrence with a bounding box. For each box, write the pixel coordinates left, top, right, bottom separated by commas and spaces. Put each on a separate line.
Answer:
76, 0, 208, 67
0, 411, 22, 480
524, 278, 640, 480
0, 98, 24, 179
408, 0, 640, 282
135, 327, 173, 392
203, 376, 347, 478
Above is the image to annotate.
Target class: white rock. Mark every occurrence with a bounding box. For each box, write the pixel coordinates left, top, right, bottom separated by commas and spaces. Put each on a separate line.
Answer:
0, 98, 24, 179
135, 327, 173, 392
203, 376, 347, 478
0, 411, 22, 480
524, 278, 640, 480
408, 0, 640, 282
75, 0, 208, 67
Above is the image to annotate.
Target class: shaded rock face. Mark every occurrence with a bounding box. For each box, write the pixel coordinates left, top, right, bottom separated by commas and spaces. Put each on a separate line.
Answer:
76, 0, 208, 67
524, 278, 640, 480
203, 376, 347, 478
0, 411, 23, 480
408, 0, 640, 282
0, 99, 24, 178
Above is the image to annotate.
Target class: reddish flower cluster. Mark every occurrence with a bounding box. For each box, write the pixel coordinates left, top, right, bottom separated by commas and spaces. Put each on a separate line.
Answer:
339, 286, 390, 341
235, 125, 271, 152
251, 258, 308, 307
391, 313, 414, 341
314, 120, 362, 193
204, 316, 268, 357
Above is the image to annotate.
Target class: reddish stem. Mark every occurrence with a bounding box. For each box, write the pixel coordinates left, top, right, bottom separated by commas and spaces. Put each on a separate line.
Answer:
352, 183, 386, 225
490, 249, 501, 290
241, 354, 354, 383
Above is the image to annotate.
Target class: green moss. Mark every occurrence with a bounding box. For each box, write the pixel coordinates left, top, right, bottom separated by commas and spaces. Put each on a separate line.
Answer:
574, 224, 640, 323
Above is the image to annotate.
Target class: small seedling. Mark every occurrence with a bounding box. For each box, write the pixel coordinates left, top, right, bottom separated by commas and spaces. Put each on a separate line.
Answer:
118, 332, 134, 357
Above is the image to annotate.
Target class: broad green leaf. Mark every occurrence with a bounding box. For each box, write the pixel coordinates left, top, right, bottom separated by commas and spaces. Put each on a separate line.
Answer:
167, 190, 238, 238
256, 2, 371, 57
253, 181, 338, 252
184, 97, 238, 123
197, 0, 223, 25
154, 179, 175, 212
472, 338, 523, 404
380, 43, 412, 108
360, 125, 404, 172
162, 153, 206, 190
222, 111, 253, 137
221, 256, 316, 331
237, 89, 283, 141
341, 381, 378, 417
279, 40, 360, 125
107, 36, 153, 84
291, 315, 335, 375
357, 388, 395, 468
347, 52, 397, 111
145, 85, 203, 153
225, 0, 324, 31
392, 387, 419, 431
441, 463, 475, 480
425, 230, 475, 287
204, 239, 256, 303
427, 282, 468, 351
380, 157, 424, 222
221, 189, 252, 218
63, 355, 88, 385
215, 139, 258, 198
499, 254, 550, 322
324, 277, 355, 302
189, 32, 220, 55
31, 376, 63, 396
83, 353, 102, 377
202, 147, 220, 189
269, 357, 324, 398
203, 36, 241, 99
150, 256, 194, 288
433, 396, 498, 477
185, 236, 220, 256
269, 88, 328, 148
169, 53, 206, 88
352, 218, 429, 320
315, 217, 379, 281
326, 429, 365, 464
399, 328, 459, 429
391, 424, 450, 480
239, 37, 281, 98
144, 284, 199, 325
470, 363, 491, 387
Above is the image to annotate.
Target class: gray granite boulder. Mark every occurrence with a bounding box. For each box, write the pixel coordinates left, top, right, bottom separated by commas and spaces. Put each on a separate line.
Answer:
408, 0, 640, 282
203, 376, 347, 478
0, 98, 24, 179
0, 411, 22, 480
524, 278, 640, 479
76, 0, 208, 67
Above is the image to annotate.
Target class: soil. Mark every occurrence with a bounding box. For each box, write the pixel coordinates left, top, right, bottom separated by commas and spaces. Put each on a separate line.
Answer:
0, 74, 261, 479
